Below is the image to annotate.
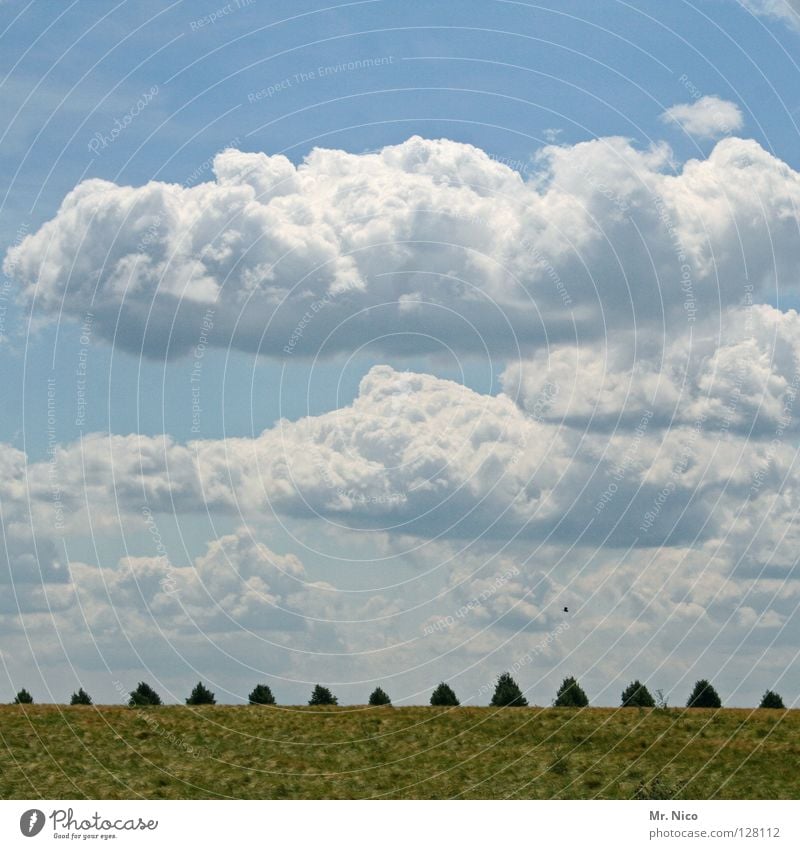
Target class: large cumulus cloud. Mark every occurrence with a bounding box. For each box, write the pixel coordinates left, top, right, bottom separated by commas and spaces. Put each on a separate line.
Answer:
8, 362, 799, 551
5, 135, 800, 358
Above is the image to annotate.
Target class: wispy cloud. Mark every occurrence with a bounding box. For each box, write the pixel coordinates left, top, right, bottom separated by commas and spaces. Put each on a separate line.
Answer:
737, 0, 800, 30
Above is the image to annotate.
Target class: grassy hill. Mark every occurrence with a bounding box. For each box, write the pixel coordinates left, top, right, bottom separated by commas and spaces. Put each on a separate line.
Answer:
1, 705, 797, 799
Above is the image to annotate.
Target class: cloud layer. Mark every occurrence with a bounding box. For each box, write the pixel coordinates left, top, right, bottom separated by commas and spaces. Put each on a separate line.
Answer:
3, 133, 800, 706
3, 346, 799, 703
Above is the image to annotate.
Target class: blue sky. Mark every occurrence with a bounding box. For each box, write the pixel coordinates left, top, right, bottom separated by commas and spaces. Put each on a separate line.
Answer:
2, 0, 800, 707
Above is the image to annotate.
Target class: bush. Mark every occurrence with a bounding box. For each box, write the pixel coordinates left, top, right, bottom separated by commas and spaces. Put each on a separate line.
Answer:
553, 676, 589, 707
621, 680, 655, 708
430, 682, 460, 706
248, 684, 276, 705
128, 682, 162, 707
633, 774, 681, 800
186, 681, 216, 705
368, 687, 391, 706
759, 689, 785, 709
547, 748, 570, 775
308, 685, 338, 706
490, 672, 528, 707
70, 688, 93, 706
686, 679, 721, 708
13, 688, 33, 704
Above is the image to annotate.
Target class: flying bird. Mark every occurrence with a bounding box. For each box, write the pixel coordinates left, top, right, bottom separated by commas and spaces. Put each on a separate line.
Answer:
563, 606, 569, 613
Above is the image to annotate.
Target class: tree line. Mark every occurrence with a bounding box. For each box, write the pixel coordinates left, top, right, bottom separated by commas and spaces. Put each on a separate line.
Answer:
7, 675, 789, 710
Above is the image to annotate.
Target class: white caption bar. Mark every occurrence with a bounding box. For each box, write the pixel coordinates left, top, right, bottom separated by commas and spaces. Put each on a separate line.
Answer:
0, 800, 796, 848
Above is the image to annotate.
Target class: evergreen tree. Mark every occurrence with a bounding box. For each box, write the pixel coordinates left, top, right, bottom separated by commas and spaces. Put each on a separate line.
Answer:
621, 680, 655, 708
686, 679, 721, 708
430, 682, 460, 706
70, 688, 93, 706
758, 689, 785, 709
553, 676, 589, 707
128, 682, 162, 707
368, 686, 392, 706
13, 688, 33, 704
186, 681, 216, 705
308, 684, 338, 706
490, 672, 528, 707
248, 684, 276, 705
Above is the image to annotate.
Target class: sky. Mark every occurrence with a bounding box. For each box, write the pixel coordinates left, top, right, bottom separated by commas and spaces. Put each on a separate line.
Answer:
1, 0, 800, 708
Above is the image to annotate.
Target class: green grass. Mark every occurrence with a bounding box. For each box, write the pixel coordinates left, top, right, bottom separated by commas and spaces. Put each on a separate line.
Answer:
1, 705, 797, 799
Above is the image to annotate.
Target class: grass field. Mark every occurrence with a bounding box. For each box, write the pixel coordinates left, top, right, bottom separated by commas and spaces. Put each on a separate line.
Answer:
1, 705, 797, 799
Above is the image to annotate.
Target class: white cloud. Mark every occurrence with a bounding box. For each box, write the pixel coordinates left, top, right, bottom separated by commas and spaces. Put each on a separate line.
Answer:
68, 527, 315, 635
503, 302, 800, 435
7, 351, 800, 558
0, 444, 69, 598
5, 135, 800, 359
737, 0, 800, 29
19, 367, 567, 537
660, 96, 744, 139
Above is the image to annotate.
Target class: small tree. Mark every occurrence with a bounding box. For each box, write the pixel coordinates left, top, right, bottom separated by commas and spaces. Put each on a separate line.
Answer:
490, 672, 528, 707
621, 680, 655, 708
553, 676, 589, 707
430, 682, 460, 706
13, 688, 33, 704
248, 684, 276, 705
686, 679, 721, 708
186, 681, 216, 705
759, 689, 785, 709
368, 686, 392, 706
70, 688, 93, 706
308, 685, 338, 706
128, 682, 162, 707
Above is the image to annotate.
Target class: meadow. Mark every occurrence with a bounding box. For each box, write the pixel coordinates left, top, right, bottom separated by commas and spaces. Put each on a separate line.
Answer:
1, 705, 797, 799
